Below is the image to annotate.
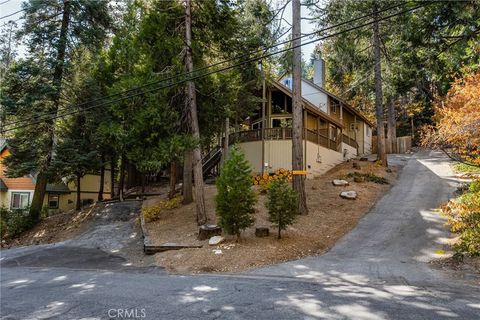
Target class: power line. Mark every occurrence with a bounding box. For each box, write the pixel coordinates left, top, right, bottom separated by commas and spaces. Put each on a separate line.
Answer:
1, 2, 432, 133
0, 0, 12, 5
2, 1, 416, 130
0, 8, 24, 20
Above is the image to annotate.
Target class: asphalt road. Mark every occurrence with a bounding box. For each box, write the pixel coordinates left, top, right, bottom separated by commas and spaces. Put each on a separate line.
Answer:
1, 150, 479, 320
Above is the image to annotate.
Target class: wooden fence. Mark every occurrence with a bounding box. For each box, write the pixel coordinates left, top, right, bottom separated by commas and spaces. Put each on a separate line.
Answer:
372, 136, 412, 154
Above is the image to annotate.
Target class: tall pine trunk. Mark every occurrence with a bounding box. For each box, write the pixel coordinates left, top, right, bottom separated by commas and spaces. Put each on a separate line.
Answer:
292, 0, 308, 215
98, 153, 105, 201
110, 156, 115, 198
169, 161, 177, 199
76, 173, 81, 210
185, 0, 207, 225
387, 96, 397, 153
182, 150, 193, 204
30, 0, 71, 220
119, 155, 126, 202
221, 117, 229, 170
373, 5, 387, 166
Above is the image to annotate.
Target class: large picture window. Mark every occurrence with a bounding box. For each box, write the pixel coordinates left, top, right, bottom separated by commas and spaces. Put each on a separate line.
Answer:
11, 192, 30, 210
48, 194, 59, 209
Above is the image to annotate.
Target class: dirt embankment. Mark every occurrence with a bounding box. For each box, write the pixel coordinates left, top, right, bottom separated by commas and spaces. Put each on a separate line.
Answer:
145, 160, 399, 273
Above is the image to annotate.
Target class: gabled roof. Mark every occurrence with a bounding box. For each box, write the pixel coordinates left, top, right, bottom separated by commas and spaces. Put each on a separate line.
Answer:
46, 183, 71, 194
301, 78, 374, 127
271, 80, 344, 128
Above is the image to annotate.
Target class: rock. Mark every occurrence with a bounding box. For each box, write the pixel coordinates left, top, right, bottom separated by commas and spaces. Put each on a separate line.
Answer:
386, 168, 393, 173
359, 157, 369, 161
198, 224, 222, 240
332, 179, 349, 186
340, 191, 357, 200
353, 162, 361, 170
311, 185, 318, 190
255, 227, 270, 237
212, 249, 223, 255
209, 236, 225, 246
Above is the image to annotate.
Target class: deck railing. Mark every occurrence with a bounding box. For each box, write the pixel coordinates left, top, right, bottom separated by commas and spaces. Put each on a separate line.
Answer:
229, 127, 342, 152
342, 134, 358, 149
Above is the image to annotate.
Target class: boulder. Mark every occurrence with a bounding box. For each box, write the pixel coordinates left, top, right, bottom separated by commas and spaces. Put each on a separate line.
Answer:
198, 224, 222, 240
332, 179, 349, 186
340, 191, 357, 200
359, 157, 369, 161
353, 162, 361, 170
255, 227, 270, 237
209, 236, 225, 246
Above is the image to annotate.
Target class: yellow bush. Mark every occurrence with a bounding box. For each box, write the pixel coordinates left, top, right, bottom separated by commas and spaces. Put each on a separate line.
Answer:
142, 204, 163, 222
164, 196, 183, 210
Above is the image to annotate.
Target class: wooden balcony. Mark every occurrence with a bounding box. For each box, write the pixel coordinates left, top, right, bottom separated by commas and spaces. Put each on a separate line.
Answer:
229, 128, 342, 152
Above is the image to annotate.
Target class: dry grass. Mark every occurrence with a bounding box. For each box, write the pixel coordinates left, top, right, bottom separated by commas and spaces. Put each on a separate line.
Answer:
146, 160, 399, 273
2, 204, 101, 248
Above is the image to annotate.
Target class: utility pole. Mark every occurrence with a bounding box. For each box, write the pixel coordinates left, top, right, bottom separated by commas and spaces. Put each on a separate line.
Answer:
373, 5, 387, 166
292, 0, 308, 215
185, 0, 207, 225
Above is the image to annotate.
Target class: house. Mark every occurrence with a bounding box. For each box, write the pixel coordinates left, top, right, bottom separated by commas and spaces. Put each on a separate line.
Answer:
232, 58, 373, 178
0, 139, 112, 213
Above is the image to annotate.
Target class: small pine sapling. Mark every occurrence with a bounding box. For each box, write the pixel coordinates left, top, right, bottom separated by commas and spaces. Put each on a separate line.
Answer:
215, 147, 256, 240
266, 178, 298, 239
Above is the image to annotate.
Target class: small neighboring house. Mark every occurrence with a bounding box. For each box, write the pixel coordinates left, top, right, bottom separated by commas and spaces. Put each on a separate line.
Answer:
0, 139, 111, 213
232, 58, 373, 178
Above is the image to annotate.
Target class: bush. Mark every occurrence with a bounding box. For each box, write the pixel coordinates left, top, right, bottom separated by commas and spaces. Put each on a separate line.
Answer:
216, 146, 256, 239
0, 218, 6, 239
164, 195, 183, 210
345, 172, 389, 184
266, 178, 298, 239
142, 204, 163, 222
469, 179, 480, 193
442, 186, 480, 256
5, 209, 34, 238
142, 195, 185, 223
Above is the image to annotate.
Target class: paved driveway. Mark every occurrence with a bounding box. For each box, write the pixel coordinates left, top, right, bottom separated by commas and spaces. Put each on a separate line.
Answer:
1, 150, 479, 320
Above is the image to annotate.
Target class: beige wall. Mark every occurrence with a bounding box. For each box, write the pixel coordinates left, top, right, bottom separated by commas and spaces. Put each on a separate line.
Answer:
0, 173, 112, 213
364, 124, 372, 154
239, 139, 356, 179
340, 143, 358, 160
237, 141, 263, 173
305, 141, 344, 178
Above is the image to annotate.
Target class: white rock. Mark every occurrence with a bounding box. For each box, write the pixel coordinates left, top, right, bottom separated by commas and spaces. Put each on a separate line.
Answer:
209, 236, 225, 246
213, 249, 223, 255
332, 179, 349, 186
340, 191, 357, 199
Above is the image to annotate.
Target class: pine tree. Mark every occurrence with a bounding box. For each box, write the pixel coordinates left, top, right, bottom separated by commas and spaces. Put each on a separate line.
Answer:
266, 178, 298, 239
215, 147, 256, 240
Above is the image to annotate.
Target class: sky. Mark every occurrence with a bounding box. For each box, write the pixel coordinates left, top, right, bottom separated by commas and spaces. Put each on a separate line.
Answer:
0, 0, 318, 61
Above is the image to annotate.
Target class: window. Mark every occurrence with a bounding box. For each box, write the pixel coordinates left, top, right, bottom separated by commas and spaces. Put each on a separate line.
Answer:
272, 119, 282, 128
271, 91, 286, 114
48, 194, 59, 209
11, 192, 30, 210
331, 99, 341, 115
